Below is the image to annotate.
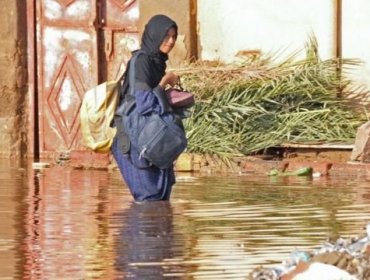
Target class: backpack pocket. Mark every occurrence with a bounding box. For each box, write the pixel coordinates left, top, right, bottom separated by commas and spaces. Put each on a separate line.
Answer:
137, 113, 187, 169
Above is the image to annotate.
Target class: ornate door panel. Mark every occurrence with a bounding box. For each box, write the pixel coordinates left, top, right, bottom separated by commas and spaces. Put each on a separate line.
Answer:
36, 0, 139, 160
97, 0, 140, 81
36, 0, 98, 158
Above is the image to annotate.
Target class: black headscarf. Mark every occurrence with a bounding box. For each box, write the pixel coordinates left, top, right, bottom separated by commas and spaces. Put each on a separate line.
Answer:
136, 15, 177, 89
119, 15, 177, 100
141, 14, 178, 60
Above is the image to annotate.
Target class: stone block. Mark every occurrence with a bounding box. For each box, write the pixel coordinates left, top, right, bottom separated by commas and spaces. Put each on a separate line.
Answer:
193, 162, 201, 171
330, 162, 367, 178
351, 121, 370, 162
175, 153, 193, 172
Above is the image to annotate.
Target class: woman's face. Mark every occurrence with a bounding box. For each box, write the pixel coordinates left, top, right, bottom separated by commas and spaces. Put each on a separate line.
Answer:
159, 27, 177, 54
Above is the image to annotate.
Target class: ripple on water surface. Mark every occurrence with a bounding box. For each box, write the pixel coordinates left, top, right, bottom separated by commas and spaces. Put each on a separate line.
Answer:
0, 160, 369, 279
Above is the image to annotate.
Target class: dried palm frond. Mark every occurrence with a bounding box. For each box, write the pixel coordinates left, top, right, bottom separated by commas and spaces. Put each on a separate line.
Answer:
178, 36, 367, 159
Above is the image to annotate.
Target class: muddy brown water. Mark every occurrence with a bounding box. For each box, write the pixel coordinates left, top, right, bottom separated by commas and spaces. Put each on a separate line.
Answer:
1, 159, 370, 279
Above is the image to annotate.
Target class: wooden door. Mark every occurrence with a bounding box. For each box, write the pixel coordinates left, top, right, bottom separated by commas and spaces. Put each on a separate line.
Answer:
35, 0, 139, 161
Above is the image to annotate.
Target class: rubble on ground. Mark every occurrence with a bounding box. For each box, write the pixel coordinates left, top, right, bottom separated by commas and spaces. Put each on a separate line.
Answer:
249, 224, 370, 280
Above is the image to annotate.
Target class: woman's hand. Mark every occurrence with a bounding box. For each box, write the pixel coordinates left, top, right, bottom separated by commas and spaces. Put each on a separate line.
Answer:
159, 72, 179, 88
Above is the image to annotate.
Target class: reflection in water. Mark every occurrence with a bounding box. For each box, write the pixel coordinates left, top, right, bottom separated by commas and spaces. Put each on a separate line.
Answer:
172, 175, 370, 279
0, 160, 370, 279
0, 159, 28, 279
18, 165, 126, 279
113, 201, 184, 279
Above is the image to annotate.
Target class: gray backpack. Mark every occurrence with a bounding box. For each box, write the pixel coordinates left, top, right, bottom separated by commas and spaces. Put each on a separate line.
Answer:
115, 51, 187, 169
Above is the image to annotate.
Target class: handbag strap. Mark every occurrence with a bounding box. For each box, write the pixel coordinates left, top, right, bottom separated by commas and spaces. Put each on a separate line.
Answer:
176, 77, 184, 91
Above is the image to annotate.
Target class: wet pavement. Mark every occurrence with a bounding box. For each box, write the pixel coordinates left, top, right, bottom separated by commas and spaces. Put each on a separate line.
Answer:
1, 159, 370, 279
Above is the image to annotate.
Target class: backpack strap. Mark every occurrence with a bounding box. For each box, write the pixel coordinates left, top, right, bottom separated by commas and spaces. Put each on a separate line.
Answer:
128, 50, 145, 96
113, 51, 144, 155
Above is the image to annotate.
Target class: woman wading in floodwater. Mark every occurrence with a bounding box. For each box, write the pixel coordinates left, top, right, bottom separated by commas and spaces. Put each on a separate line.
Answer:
111, 15, 182, 202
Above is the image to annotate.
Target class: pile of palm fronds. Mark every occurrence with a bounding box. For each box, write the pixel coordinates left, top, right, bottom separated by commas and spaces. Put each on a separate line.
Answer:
176, 37, 368, 160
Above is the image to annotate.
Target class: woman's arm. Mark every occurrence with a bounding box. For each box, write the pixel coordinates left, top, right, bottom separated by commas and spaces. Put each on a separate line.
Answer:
159, 72, 179, 89
133, 55, 176, 114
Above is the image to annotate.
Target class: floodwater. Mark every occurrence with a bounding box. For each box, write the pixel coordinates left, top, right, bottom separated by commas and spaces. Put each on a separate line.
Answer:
1, 159, 370, 280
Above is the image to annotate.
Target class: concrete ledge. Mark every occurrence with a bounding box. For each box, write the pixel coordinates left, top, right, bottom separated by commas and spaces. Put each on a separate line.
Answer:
66, 151, 370, 177
245, 159, 370, 178
175, 152, 370, 178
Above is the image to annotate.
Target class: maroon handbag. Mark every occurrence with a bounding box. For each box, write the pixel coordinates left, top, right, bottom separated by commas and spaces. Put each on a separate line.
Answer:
165, 80, 195, 108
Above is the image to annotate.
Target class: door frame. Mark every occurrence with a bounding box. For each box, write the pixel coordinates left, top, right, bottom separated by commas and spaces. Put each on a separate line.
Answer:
26, 0, 139, 162
26, 0, 37, 159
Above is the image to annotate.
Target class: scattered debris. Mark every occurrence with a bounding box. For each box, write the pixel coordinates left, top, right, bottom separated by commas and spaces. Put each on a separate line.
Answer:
267, 167, 313, 177
249, 224, 370, 280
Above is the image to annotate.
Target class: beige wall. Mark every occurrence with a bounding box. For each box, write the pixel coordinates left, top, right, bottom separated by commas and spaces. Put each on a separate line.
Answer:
197, 0, 370, 92
342, 0, 370, 93
198, 0, 336, 62
0, 1, 28, 158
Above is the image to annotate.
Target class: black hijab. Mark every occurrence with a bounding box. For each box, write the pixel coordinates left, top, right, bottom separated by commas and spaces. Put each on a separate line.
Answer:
141, 14, 178, 60
136, 15, 177, 89
119, 15, 177, 100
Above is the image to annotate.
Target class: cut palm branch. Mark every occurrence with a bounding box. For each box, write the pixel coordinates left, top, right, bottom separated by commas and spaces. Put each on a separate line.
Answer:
178, 36, 367, 159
